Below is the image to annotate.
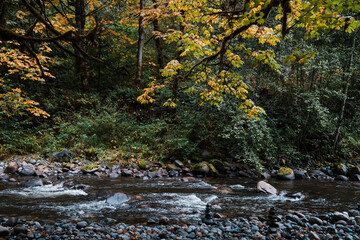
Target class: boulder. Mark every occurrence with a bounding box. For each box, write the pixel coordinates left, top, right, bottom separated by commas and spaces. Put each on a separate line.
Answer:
106, 193, 130, 205
19, 165, 36, 176
191, 162, 210, 176
293, 170, 309, 179
4, 162, 18, 174
51, 150, 74, 162
277, 167, 295, 180
257, 181, 277, 195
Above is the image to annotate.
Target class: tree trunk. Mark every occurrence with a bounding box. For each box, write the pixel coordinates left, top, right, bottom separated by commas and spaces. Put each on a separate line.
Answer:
0, 1, 7, 28
152, 0, 163, 79
135, 0, 145, 85
74, 0, 90, 93
333, 28, 359, 151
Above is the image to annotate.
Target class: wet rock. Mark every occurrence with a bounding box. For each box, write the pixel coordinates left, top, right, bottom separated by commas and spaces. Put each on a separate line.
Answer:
309, 216, 323, 226
309, 231, 321, 240
106, 193, 130, 205
26, 179, 43, 187
76, 221, 88, 229
349, 210, 360, 217
335, 175, 349, 181
334, 211, 350, 222
0, 226, 10, 237
229, 184, 245, 190
348, 166, 360, 176
257, 181, 277, 195
0, 174, 9, 181
285, 192, 305, 200
14, 226, 27, 235
308, 170, 331, 180
238, 171, 252, 178
294, 170, 308, 179
191, 162, 209, 176
73, 184, 90, 191
277, 167, 295, 180
4, 161, 18, 173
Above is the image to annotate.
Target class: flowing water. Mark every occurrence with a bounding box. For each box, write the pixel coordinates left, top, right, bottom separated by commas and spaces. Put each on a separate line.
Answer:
1, 176, 360, 224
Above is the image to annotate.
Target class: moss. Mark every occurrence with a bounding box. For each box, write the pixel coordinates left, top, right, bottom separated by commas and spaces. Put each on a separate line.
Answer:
277, 167, 293, 176
138, 160, 147, 170
208, 163, 218, 174
210, 159, 227, 171
83, 164, 98, 170
192, 162, 205, 169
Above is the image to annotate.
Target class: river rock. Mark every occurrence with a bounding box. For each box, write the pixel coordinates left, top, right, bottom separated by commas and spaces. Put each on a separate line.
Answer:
293, 170, 308, 179
308, 170, 331, 180
0, 226, 10, 237
191, 162, 210, 175
174, 160, 185, 169
121, 170, 132, 177
106, 193, 130, 205
108, 172, 119, 179
26, 179, 44, 187
19, 165, 36, 176
285, 192, 305, 200
334, 211, 350, 222
335, 175, 349, 181
4, 217, 17, 227
76, 221, 88, 229
257, 181, 277, 195
229, 184, 245, 190
4, 161, 18, 173
334, 163, 347, 176
14, 226, 27, 235
309, 231, 321, 240
277, 167, 295, 180
309, 216, 323, 225
52, 150, 74, 162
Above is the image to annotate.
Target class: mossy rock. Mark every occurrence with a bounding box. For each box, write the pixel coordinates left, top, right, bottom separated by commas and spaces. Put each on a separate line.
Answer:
208, 163, 219, 176
138, 160, 148, 170
83, 164, 98, 170
191, 162, 209, 175
209, 159, 227, 173
277, 167, 295, 180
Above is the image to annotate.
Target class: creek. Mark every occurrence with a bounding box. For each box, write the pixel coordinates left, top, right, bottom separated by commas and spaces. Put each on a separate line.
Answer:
1, 176, 359, 224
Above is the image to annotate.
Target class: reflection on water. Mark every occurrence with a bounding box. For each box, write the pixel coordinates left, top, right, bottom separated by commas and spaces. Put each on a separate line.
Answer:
0, 176, 359, 224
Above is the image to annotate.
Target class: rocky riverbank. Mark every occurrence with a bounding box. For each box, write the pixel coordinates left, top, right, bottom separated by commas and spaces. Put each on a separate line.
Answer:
1, 206, 360, 239
1, 150, 360, 184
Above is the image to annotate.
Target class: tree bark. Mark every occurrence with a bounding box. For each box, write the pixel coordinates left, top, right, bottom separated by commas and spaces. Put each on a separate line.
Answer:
152, 0, 163, 79
333, 28, 359, 151
135, 0, 145, 85
74, 0, 90, 93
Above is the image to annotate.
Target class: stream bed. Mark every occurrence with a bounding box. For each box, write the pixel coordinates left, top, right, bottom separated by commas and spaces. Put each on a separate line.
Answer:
1, 176, 360, 224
